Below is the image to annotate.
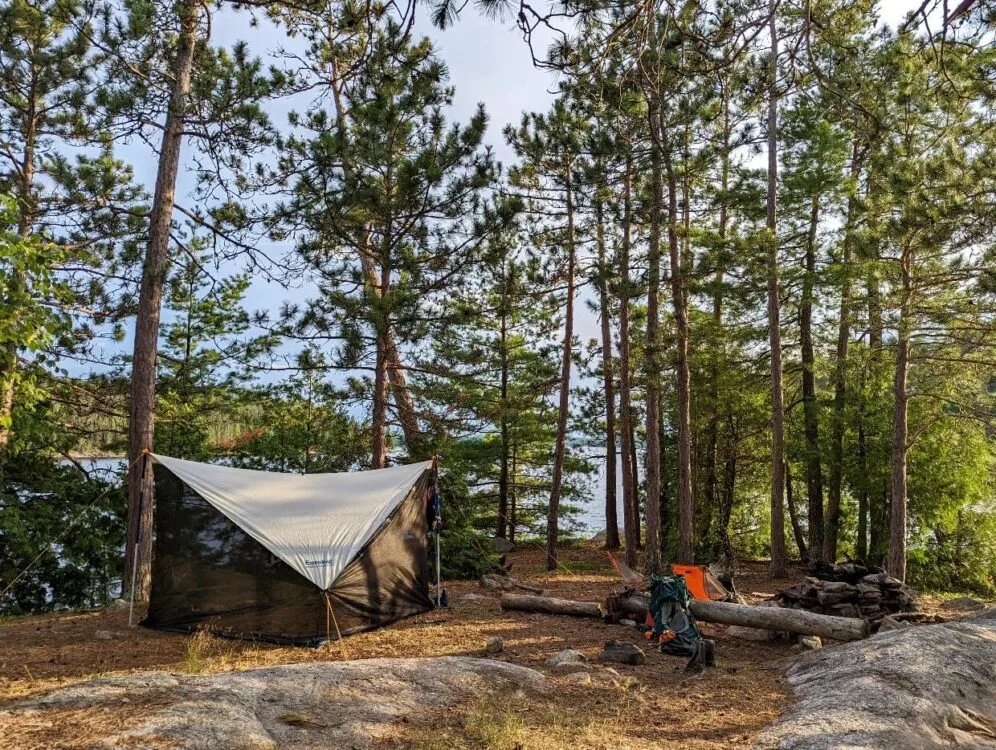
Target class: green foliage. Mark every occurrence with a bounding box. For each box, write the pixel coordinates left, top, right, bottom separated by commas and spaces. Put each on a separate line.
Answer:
0, 451, 125, 614
908, 506, 996, 597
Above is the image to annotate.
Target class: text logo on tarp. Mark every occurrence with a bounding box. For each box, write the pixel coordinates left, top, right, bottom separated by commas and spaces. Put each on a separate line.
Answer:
304, 559, 333, 567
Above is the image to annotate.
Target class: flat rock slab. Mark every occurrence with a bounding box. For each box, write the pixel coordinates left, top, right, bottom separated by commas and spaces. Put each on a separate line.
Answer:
1, 656, 544, 749
755, 608, 996, 749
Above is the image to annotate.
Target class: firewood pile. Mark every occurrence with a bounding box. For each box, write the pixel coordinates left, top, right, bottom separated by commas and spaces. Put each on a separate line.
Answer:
775, 563, 916, 621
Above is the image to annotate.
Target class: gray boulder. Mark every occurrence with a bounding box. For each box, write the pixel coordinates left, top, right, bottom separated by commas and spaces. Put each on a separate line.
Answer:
1, 657, 544, 749
755, 608, 996, 749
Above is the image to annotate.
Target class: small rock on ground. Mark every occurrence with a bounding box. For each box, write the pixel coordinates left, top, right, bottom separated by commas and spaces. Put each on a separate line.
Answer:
94, 630, 115, 641
878, 615, 912, 632
547, 648, 586, 666
563, 671, 593, 686
459, 593, 489, 602
550, 662, 595, 675
789, 636, 822, 654
600, 640, 645, 666
618, 619, 638, 628
485, 636, 504, 654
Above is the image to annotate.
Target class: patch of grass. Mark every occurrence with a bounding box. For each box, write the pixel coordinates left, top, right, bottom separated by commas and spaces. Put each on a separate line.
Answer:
182, 630, 212, 674
464, 696, 528, 750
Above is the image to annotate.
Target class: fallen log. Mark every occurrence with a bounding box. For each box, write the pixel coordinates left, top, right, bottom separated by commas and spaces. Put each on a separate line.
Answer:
500, 593, 603, 618
617, 594, 869, 642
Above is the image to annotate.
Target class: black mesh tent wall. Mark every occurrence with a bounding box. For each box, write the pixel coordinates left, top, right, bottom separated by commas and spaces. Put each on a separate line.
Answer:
143, 460, 434, 645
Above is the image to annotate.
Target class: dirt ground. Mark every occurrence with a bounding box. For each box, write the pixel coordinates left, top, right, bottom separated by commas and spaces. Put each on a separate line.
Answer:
0, 547, 843, 749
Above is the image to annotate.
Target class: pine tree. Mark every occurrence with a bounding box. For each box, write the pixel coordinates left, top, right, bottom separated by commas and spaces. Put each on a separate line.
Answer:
99, 0, 279, 599
506, 97, 585, 571
274, 23, 503, 468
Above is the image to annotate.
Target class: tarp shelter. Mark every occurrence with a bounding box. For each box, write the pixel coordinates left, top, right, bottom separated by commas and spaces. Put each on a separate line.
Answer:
143, 454, 435, 644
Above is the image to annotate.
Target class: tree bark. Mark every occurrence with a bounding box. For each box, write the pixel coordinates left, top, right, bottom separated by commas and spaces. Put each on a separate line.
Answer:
644, 100, 665, 576
595, 193, 620, 549
856, 420, 868, 560
358, 252, 420, 457
370, 257, 390, 468
867, 243, 889, 564
766, 0, 788, 579
704, 84, 731, 557
124, 0, 200, 601
824, 144, 861, 564
886, 251, 912, 581
500, 593, 602, 618
547, 158, 576, 571
618, 155, 639, 568
497, 261, 510, 539
800, 194, 824, 562
716, 413, 737, 567
661, 122, 694, 565
786, 460, 808, 561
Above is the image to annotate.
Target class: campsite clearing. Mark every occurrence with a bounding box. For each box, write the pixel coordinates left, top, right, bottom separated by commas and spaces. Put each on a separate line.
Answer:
0, 547, 792, 748
0, 545, 976, 749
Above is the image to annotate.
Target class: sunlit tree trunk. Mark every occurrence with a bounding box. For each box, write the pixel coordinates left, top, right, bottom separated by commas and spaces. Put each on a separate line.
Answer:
800, 193, 823, 562
595, 192, 620, 549
645, 99, 665, 575
547, 157, 576, 571
887, 250, 912, 581
766, 0, 788, 578
125, 0, 199, 600
618, 156, 639, 567
825, 143, 862, 563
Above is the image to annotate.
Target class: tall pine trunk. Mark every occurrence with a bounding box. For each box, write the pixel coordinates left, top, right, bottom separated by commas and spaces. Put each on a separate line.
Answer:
662, 132, 694, 564
644, 100, 665, 576
800, 193, 823, 562
547, 159, 576, 571
824, 143, 862, 563
124, 0, 200, 601
595, 193, 620, 549
785, 460, 808, 560
618, 156, 639, 567
887, 251, 912, 581
766, 1, 788, 578
371, 258, 390, 468
867, 252, 889, 563
360, 252, 420, 456
498, 265, 510, 539
717, 413, 737, 566
704, 85, 731, 555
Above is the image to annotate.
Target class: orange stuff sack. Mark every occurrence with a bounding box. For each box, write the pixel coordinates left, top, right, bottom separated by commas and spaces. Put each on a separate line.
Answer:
670, 564, 732, 602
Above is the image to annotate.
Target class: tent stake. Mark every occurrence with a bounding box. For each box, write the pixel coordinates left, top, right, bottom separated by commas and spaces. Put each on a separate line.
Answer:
128, 451, 150, 628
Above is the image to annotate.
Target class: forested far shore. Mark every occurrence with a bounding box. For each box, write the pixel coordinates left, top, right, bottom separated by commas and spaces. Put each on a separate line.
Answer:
2, 0, 996, 616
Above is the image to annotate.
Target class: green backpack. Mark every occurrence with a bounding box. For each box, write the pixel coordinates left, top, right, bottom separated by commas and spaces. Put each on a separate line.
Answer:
646, 574, 702, 657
